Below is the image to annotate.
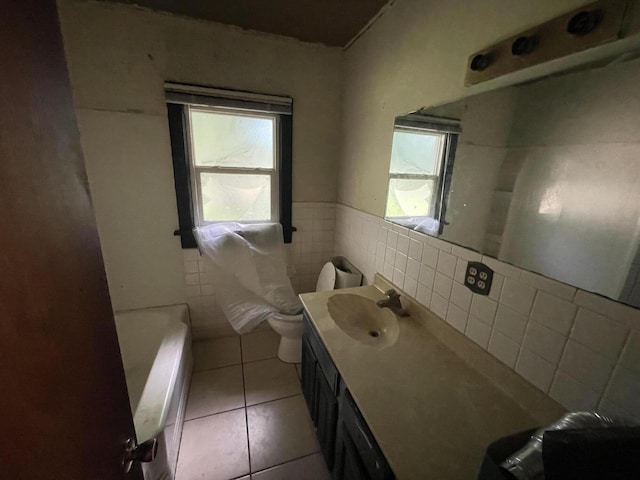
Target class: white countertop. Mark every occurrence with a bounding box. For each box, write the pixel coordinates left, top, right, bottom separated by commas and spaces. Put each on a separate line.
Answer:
299, 275, 565, 480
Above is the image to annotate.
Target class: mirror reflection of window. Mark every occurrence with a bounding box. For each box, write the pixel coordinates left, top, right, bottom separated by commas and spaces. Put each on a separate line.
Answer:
385, 116, 460, 235
386, 129, 443, 218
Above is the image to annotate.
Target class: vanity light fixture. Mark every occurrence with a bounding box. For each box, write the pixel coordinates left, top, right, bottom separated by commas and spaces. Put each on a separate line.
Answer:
567, 10, 601, 36
511, 36, 538, 56
470, 53, 492, 71
465, 0, 629, 86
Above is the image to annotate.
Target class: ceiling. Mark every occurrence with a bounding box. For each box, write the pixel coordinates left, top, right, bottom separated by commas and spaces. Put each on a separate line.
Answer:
104, 0, 390, 47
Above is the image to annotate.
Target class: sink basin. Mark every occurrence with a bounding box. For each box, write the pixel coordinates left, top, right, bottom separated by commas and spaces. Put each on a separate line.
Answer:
327, 294, 400, 348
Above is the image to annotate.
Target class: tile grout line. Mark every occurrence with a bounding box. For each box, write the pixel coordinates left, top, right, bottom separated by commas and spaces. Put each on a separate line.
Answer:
192, 361, 243, 373
192, 353, 279, 375
596, 330, 631, 411
249, 451, 324, 477
239, 335, 253, 477
182, 393, 305, 424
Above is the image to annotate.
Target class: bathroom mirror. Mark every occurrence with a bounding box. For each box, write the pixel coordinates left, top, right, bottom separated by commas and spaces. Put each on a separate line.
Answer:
385, 51, 640, 308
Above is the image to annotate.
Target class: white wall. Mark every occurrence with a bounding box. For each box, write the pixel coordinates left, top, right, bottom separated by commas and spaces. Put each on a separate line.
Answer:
57, 0, 343, 311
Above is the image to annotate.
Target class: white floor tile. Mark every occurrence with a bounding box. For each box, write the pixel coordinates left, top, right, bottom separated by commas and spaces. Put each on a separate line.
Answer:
185, 365, 245, 420
241, 328, 281, 363
247, 395, 320, 472
251, 453, 331, 480
193, 336, 241, 371
176, 409, 249, 480
244, 358, 301, 406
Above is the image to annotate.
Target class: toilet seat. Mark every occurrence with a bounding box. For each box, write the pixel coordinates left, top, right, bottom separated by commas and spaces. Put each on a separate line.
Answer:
268, 260, 361, 363
270, 312, 303, 323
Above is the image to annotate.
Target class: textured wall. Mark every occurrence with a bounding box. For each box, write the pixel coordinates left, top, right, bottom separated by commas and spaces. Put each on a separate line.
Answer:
57, 0, 342, 310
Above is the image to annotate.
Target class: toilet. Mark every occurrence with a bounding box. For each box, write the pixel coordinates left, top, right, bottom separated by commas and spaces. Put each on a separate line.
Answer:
268, 257, 362, 363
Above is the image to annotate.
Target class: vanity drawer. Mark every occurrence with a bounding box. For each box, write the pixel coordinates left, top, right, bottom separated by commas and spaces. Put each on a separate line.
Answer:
303, 311, 339, 394
341, 390, 394, 480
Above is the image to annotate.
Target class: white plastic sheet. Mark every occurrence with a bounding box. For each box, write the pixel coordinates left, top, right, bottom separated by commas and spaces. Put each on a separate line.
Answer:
195, 223, 302, 333
388, 216, 440, 236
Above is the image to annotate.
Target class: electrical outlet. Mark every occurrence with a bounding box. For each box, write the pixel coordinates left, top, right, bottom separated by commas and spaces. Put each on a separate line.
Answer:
465, 261, 493, 295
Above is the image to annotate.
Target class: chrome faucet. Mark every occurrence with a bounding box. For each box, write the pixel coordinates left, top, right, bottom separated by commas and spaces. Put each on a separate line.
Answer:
376, 289, 409, 317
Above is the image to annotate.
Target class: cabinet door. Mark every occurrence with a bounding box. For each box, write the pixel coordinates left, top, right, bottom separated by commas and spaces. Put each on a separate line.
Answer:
301, 335, 317, 417
334, 422, 369, 480
314, 364, 339, 469
341, 392, 395, 480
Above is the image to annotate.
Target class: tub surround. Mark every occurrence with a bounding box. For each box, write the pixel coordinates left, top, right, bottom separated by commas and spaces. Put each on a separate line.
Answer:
300, 275, 565, 479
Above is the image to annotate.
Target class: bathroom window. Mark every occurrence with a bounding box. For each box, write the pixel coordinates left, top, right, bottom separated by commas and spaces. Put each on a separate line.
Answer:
189, 107, 278, 223
384, 115, 459, 234
166, 84, 294, 247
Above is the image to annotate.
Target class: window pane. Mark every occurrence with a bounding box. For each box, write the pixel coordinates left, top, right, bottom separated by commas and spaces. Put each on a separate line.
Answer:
390, 129, 442, 175
190, 109, 274, 169
200, 173, 271, 222
385, 178, 436, 217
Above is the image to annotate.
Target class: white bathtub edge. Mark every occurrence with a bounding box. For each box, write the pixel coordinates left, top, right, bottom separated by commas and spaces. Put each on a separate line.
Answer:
133, 305, 190, 442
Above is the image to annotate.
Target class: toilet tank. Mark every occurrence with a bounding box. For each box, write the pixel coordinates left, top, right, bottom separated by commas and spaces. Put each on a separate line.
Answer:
316, 256, 363, 291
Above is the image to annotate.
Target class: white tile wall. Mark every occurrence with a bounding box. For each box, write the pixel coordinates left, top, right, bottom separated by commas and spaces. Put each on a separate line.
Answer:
571, 309, 628, 359
516, 349, 556, 393
494, 305, 528, 343
500, 278, 536, 315
530, 291, 576, 335
470, 295, 498, 325
334, 203, 640, 421
181, 202, 335, 340
181, 248, 233, 339
288, 202, 336, 294
466, 315, 492, 348
489, 330, 520, 368
521, 321, 566, 364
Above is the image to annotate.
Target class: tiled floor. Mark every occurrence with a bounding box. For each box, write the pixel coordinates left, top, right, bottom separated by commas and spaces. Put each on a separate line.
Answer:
176, 327, 332, 480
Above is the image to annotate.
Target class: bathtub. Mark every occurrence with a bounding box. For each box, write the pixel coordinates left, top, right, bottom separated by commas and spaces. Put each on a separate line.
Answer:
115, 304, 192, 480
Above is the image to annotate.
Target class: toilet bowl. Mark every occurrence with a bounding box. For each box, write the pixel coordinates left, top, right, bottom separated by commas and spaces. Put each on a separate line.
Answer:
267, 312, 304, 363
268, 258, 362, 363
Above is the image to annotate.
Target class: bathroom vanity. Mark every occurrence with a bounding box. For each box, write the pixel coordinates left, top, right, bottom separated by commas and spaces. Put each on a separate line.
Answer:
299, 276, 565, 479
302, 310, 394, 480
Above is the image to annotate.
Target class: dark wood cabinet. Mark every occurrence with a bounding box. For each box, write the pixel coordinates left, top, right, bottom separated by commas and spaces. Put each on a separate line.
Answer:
337, 391, 395, 480
301, 322, 339, 470
301, 336, 317, 417
301, 311, 394, 480
314, 363, 339, 468
334, 423, 369, 480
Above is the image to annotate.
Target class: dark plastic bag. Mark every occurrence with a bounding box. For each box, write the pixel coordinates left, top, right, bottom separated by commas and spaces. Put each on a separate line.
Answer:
543, 426, 640, 480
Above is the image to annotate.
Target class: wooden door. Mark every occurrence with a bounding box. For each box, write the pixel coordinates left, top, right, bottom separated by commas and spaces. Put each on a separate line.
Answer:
0, 1, 142, 478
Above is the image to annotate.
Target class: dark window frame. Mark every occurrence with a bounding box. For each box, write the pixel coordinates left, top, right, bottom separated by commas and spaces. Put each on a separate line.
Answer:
166, 88, 295, 247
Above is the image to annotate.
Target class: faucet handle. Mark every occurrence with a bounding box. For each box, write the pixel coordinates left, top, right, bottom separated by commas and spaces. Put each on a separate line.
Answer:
384, 288, 400, 299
